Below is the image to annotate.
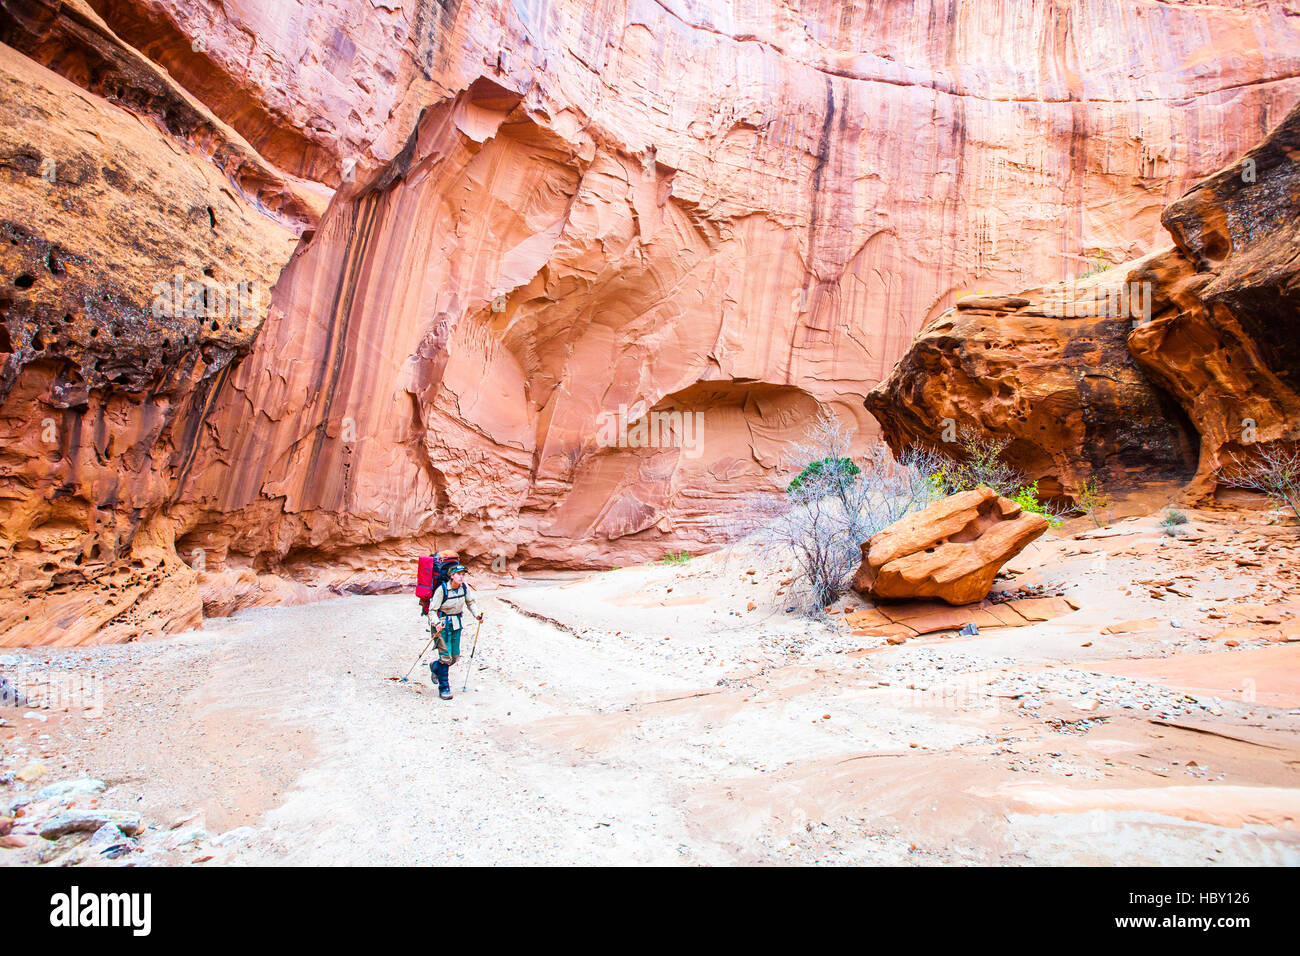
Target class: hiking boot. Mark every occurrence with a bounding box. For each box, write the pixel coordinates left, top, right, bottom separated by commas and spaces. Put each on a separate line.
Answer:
439, 689, 453, 700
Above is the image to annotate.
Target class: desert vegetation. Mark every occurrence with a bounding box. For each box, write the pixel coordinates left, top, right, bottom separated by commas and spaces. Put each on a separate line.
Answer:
1160, 509, 1189, 536
753, 417, 1080, 613
1221, 445, 1300, 524
918, 430, 1068, 527
1073, 475, 1113, 528
745, 414, 936, 610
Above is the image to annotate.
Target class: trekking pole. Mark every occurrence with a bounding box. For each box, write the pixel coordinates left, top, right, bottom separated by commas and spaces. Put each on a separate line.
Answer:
397, 621, 441, 682
460, 618, 484, 693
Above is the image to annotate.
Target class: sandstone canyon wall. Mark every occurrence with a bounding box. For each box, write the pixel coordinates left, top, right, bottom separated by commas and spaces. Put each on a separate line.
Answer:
3, 0, 1300, 644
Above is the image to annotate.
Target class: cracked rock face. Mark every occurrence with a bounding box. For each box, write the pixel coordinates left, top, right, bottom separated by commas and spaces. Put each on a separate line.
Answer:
852, 487, 1049, 606
3, 0, 1300, 643
0, 0, 302, 645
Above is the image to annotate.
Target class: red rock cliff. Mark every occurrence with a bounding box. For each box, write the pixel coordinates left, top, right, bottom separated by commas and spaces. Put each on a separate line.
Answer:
3, 0, 1300, 644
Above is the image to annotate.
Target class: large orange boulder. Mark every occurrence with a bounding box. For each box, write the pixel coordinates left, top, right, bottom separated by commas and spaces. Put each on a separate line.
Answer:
1128, 102, 1300, 499
852, 488, 1048, 606
867, 102, 1300, 508
864, 258, 1201, 497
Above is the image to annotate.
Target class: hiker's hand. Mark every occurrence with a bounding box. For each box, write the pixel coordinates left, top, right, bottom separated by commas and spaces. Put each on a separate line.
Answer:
477, 614, 485, 622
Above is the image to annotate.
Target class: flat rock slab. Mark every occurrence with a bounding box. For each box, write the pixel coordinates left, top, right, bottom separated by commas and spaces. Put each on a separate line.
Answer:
842, 593, 1078, 642
1086, 643, 1300, 708
955, 294, 1032, 311
39, 809, 143, 840
1102, 617, 1168, 635
968, 782, 1299, 830
36, 778, 106, 801
1009, 596, 1079, 621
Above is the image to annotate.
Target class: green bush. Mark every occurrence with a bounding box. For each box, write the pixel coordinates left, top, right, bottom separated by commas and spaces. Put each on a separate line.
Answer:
1078, 253, 1113, 279
925, 432, 1021, 499
1160, 510, 1188, 536
1074, 475, 1112, 527
910, 430, 1068, 526
787, 457, 860, 497
1013, 482, 1063, 527
660, 551, 691, 566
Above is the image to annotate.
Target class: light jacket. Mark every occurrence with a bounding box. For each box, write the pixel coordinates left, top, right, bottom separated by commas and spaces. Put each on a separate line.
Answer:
432, 582, 479, 631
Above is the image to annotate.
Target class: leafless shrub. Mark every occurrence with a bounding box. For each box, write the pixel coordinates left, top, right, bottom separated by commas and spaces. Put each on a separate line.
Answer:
563, 445, 583, 481
867, 442, 945, 527
1220, 445, 1300, 523
757, 490, 860, 610
756, 413, 940, 613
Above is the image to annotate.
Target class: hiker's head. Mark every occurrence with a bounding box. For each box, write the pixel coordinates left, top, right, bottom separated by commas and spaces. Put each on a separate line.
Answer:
450, 565, 468, 586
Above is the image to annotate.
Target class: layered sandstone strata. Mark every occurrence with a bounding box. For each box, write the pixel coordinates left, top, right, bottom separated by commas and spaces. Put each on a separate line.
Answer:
0, 0, 303, 644
4, 0, 1300, 643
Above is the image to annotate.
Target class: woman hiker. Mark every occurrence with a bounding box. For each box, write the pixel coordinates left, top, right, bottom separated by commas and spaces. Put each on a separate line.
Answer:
428, 565, 483, 700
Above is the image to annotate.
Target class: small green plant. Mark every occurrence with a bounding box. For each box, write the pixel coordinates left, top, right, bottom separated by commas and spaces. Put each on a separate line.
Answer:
1160, 509, 1188, 536
1078, 252, 1112, 279
1013, 482, 1063, 527
660, 551, 691, 566
1074, 475, 1112, 527
787, 457, 860, 496
918, 430, 1071, 525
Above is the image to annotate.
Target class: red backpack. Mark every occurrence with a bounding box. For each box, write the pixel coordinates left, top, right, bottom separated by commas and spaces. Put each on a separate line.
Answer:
417, 551, 460, 616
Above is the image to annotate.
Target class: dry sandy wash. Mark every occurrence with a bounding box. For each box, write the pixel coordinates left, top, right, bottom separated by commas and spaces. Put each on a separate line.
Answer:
2, 498, 1299, 866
